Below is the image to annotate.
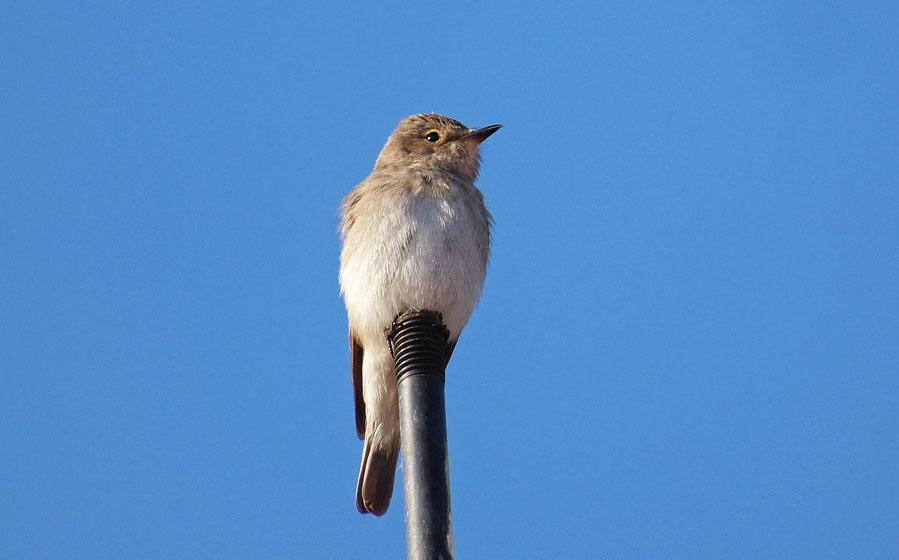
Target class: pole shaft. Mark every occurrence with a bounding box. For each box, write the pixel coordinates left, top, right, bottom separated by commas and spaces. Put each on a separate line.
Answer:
389, 310, 453, 560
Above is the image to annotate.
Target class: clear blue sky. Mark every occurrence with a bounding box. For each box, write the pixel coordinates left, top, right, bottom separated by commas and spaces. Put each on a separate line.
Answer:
2, 3, 897, 558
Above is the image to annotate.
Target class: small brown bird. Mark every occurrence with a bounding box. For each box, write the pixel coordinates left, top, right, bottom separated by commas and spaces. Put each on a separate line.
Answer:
339, 114, 500, 515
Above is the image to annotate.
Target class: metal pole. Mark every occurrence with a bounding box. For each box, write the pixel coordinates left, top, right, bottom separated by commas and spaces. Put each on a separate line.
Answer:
388, 310, 454, 560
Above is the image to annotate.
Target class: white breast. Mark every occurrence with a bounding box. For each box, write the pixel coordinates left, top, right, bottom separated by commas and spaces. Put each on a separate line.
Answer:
340, 184, 487, 344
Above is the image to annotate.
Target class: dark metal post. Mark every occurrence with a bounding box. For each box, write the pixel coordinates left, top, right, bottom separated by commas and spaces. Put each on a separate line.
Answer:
388, 310, 454, 560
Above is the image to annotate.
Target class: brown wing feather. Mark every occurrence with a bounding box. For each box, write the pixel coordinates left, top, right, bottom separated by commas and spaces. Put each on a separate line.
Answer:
351, 335, 365, 440
445, 339, 457, 366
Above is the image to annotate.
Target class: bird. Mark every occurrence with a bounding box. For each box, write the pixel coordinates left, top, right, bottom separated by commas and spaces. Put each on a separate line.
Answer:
339, 113, 500, 515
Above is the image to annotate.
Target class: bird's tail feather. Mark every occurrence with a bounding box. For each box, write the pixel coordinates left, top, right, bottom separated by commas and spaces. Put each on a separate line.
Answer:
356, 438, 399, 516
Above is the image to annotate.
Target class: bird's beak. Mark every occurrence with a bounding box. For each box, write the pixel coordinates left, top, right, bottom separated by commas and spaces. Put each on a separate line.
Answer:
462, 124, 502, 144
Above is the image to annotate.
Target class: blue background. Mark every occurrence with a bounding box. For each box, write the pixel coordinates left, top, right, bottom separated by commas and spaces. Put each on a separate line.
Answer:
3, 3, 897, 558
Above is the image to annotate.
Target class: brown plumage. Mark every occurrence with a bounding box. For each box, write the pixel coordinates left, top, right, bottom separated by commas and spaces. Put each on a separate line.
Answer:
339, 113, 500, 515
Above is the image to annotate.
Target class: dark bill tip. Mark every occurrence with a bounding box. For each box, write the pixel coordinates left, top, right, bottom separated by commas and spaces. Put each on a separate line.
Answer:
465, 124, 502, 143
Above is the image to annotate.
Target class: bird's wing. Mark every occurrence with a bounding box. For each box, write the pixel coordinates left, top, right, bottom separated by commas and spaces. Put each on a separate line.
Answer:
351, 334, 365, 440
445, 339, 457, 366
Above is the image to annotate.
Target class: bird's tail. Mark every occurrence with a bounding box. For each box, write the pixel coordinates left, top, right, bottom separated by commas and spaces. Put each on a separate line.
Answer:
356, 436, 399, 516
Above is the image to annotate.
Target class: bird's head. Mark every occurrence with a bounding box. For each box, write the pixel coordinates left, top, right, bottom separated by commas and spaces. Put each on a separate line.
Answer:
374, 113, 501, 182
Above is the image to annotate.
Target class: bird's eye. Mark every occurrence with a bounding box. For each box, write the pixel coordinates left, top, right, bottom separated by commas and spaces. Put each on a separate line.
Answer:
425, 131, 440, 142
